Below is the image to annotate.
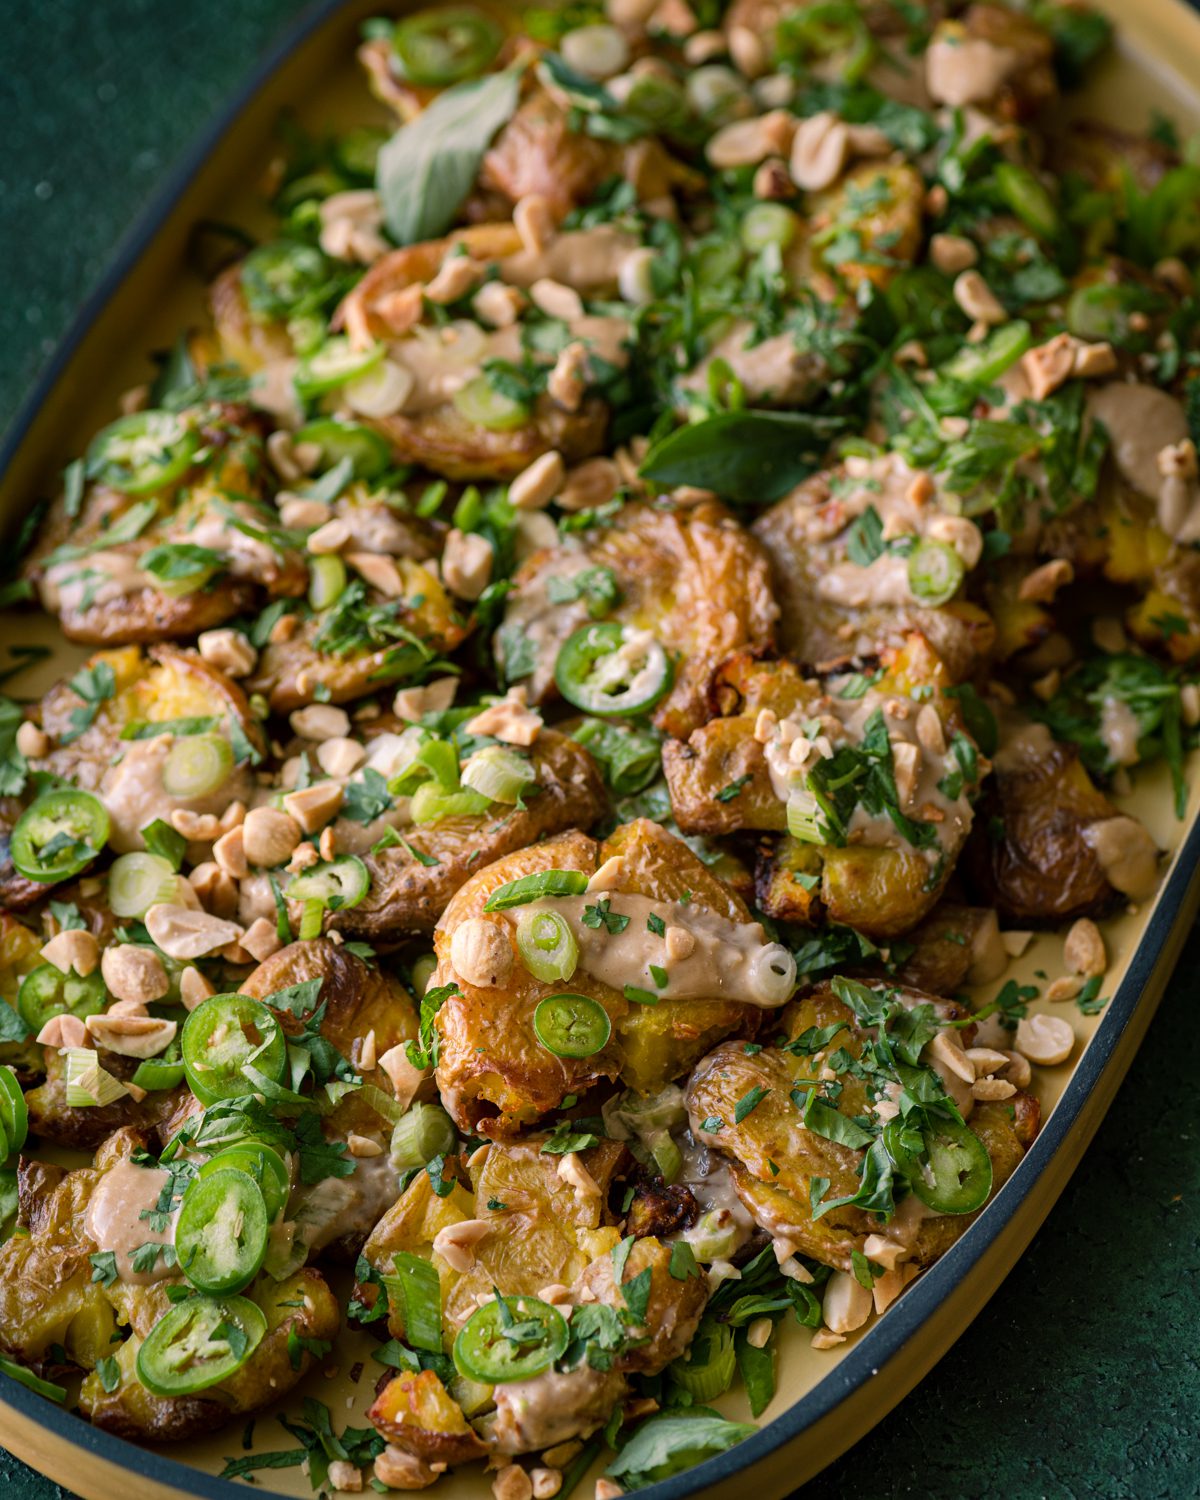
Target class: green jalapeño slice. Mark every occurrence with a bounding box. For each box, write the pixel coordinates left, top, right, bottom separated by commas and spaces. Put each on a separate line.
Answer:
884, 1115, 992, 1215
11, 789, 110, 884
86, 410, 198, 494
181, 993, 287, 1106
391, 6, 503, 86
453, 1292, 568, 1384
17, 963, 107, 1033
175, 1170, 270, 1295
197, 1142, 290, 1221
532, 993, 611, 1058
136, 1294, 267, 1397
554, 623, 673, 719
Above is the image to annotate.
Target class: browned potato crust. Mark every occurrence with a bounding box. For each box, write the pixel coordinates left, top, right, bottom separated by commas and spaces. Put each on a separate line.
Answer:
25, 1049, 185, 1151
499, 498, 779, 739
963, 733, 1138, 923
314, 727, 606, 942
79, 1268, 340, 1442
686, 983, 1037, 1274
32, 643, 263, 799
752, 470, 995, 678
370, 1369, 488, 1465
247, 561, 470, 713
0, 1126, 339, 1441
22, 405, 303, 645
666, 637, 974, 939
432, 820, 764, 1135
240, 937, 418, 1062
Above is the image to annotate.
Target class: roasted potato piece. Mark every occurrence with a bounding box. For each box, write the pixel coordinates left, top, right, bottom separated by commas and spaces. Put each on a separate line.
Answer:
22, 404, 304, 644
892, 903, 1007, 995
804, 161, 925, 292
25, 1047, 185, 1151
964, 720, 1160, 922
667, 637, 980, 939
248, 564, 469, 713
360, 1138, 625, 1341
79, 1268, 339, 1442
432, 820, 783, 1135
292, 726, 606, 942
499, 498, 779, 739
0, 1127, 339, 1439
752, 458, 995, 679
362, 1138, 706, 1463
28, 644, 263, 852
331, 221, 625, 480
686, 982, 1038, 1275
241, 937, 417, 1062
370, 1369, 487, 1466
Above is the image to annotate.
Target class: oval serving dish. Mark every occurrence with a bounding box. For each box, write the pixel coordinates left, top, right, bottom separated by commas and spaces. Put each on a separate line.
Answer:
2, 2, 1200, 1498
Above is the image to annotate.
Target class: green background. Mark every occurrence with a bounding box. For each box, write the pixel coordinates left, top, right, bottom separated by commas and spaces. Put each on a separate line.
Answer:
1, 2, 1198, 1495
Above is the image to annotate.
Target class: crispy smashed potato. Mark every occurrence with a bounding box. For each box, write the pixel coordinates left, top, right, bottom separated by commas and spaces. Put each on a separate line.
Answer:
432, 820, 768, 1135
666, 636, 978, 938
27, 644, 262, 852
0, 1128, 339, 1440
752, 463, 995, 679
687, 983, 1038, 1274
361, 1136, 706, 1462
964, 723, 1158, 922
310, 726, 606, 941
498, 498, 778, 739
22, 405, 304, 644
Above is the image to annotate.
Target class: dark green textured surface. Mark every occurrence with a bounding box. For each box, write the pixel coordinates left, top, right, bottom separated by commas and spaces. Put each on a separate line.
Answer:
1, 2, 1199, 1495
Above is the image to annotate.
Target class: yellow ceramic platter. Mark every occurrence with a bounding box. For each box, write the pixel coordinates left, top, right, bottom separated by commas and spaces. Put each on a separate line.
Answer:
1, 1, 1199, 1497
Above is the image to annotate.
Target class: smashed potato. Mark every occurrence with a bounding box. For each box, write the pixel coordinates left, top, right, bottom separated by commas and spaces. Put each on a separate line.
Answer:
498, 498, 778, 739
432, 819, 780, 1135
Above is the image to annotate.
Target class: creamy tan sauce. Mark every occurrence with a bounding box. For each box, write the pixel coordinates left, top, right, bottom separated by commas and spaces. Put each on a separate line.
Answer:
1082, 815, 1160, 900
511, 892, 796, 1008
99, 734, 250, 853
489, 1363, 623, 1454
39, 551, 148, 615
84, 1160, 179, 1286
673, 1132, 755, 1259
1099, 696, 1143, 768
1088, 382, 1200, 541
925, 35, 1017, 108
390, 315, 629, 415
682, 325, 823, 405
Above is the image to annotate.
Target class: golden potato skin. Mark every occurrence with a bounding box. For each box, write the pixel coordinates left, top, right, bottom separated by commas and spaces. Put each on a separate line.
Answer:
80, 1268, 340, 1442
0, 1126, 340, 1441
805, 161, 925, 292
25, 1048, 185, 1151
247, 566, 470, 713
499, 499, 779, 740
432, 820, 763, 1135
22, 405, 302, 645
241, 937, 417, 1061
317, 728, 606, 943
964, 735, 1130, 923
667, 638, 971, 939
687, 984, 1037, 1274
32, 643, 264, 796
360, 1139, 626, 1342
369, 1369, 487, 1466
752, 471, 995, 679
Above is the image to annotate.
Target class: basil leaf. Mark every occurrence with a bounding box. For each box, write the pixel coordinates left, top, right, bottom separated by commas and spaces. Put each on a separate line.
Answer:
638, 410, 845, 505
377, 69, 522, 245
606, 1412, 757, 1486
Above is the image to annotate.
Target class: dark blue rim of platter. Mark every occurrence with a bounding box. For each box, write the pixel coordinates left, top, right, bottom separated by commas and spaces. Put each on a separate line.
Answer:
2, 0, 1200, 1495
